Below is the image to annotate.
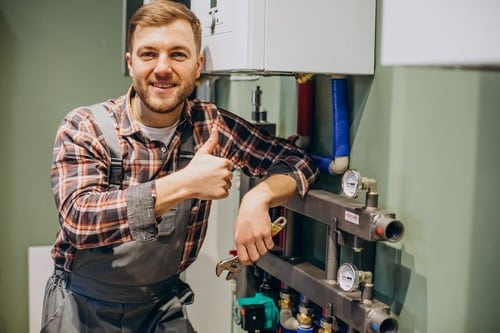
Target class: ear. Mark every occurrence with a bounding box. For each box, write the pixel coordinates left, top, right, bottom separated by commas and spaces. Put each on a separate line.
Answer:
195, 54, 204, 79
125, 52, 134, 77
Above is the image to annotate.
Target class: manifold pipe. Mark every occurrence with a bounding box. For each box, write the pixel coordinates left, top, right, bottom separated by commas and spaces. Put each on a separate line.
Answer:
367, 310, 399, 333
283, 210, 298, 259
324, 218, 339, 283
312, 76, 350, 175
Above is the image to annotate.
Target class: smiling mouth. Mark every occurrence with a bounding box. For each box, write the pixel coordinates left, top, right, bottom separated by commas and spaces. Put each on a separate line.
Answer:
153, 82, 175, 89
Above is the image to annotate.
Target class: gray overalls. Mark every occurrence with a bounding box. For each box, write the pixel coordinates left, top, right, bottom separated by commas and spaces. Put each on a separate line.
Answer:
41, 108, 196, 333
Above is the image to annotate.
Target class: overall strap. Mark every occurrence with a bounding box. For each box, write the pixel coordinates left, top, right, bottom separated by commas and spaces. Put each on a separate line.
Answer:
179, 121, 194, 168
88, 103, 123, 189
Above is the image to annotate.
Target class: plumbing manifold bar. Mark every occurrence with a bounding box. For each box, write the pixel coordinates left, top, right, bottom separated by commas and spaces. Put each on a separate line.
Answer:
283, 189, 404, 242
257, 252, 397, 332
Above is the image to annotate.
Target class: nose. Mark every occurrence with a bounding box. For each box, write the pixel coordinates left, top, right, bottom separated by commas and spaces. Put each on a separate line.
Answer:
154, 53, 172, 75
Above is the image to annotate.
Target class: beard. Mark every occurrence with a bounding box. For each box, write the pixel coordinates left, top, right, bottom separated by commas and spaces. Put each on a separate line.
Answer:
133, 77, 195, 115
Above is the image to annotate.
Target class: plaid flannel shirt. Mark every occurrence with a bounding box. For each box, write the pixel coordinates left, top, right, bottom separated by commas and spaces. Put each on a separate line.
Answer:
50, 88, 319, 273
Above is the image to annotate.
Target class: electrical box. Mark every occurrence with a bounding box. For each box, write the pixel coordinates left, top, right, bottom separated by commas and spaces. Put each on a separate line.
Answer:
381, 0, 500, 68
190, 0, 376, 75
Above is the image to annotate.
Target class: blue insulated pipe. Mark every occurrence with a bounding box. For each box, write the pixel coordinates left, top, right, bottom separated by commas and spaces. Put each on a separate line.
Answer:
312, 77, 349, 175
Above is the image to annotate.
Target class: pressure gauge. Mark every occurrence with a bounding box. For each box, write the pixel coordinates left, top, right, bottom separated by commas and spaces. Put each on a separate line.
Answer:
337, 263, 360, 292
341, 169, 362, 198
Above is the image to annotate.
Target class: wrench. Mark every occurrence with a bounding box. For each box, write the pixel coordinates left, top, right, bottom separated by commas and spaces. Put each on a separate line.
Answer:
215, 216, 287, 280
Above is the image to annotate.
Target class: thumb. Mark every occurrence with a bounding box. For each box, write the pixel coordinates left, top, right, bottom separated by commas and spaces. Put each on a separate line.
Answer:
198, 127, 219, 155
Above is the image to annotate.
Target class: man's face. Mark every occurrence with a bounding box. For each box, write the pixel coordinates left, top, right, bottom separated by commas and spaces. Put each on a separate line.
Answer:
126, 20, 203, 115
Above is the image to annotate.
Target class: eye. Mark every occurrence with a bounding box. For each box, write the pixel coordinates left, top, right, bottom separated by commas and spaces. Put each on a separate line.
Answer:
139, 51, 157, 60
171, 51, 188, 61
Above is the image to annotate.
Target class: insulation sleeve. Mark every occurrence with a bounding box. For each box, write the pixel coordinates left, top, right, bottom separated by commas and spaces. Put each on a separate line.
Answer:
311, 154, 333, 173
332, 78, 350, 158
297, 80, 314, 137
310, 78, 350, 174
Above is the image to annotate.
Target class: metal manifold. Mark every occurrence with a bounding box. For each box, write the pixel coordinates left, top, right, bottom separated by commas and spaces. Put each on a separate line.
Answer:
256, 185, 404, 333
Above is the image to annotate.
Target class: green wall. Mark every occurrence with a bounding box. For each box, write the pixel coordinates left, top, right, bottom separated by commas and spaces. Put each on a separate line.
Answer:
0, 1, 130, 331
1, 0, 498, 332
354, 67, 500, 333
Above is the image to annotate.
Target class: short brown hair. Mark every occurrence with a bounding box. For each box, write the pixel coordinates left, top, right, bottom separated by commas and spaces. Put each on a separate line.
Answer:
127, 0, 202, 54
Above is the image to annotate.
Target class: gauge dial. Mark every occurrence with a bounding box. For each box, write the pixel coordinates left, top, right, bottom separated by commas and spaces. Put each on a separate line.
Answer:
337, 263, 359, 292
341, 169, 362, 198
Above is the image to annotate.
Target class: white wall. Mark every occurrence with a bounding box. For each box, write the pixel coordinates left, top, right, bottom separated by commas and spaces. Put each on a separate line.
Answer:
28, 246, 53, 333
185, 172, 241, 333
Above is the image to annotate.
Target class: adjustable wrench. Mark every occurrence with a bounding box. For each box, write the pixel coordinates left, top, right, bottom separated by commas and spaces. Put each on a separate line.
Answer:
215, 216, 287, 280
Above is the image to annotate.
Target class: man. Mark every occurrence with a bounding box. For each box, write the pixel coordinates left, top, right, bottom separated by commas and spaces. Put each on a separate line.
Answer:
41, 1, 319, 332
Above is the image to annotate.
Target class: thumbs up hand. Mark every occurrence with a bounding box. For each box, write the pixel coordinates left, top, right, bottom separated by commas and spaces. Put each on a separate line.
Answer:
197, 126, 220, 156
180, 126, 235, 200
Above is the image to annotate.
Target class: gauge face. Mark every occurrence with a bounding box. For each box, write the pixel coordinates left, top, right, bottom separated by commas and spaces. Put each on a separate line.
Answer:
342, 169, 361, 198
337, 263, 358, 292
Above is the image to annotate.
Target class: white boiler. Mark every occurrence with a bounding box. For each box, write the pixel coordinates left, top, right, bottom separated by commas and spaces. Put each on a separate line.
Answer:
191, 0, 376, 75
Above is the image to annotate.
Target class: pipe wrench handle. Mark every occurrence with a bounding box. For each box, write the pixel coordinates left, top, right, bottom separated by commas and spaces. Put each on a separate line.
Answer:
215, 216, 287, 280
270, 216, 287, 236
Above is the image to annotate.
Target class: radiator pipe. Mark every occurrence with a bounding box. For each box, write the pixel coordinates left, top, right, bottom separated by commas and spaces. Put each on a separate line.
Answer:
312, 76, 350, 175
295, 78, 314, 149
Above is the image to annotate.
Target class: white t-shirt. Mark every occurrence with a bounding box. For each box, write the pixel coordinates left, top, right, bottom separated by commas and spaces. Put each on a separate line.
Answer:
137, 120, 179, 147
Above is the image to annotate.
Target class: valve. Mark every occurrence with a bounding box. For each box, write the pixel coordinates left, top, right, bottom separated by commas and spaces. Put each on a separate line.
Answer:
318, 315, 339, 333
279, 288, 299, 332
296, 299, 315, 332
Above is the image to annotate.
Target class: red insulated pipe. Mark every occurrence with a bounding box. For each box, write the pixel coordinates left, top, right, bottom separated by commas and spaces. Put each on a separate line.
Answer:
297, 79, 314, 138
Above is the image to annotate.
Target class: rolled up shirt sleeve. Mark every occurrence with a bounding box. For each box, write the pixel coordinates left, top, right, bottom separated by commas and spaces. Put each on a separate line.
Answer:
125, 181, 158, 241
205, 107, 319, 197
